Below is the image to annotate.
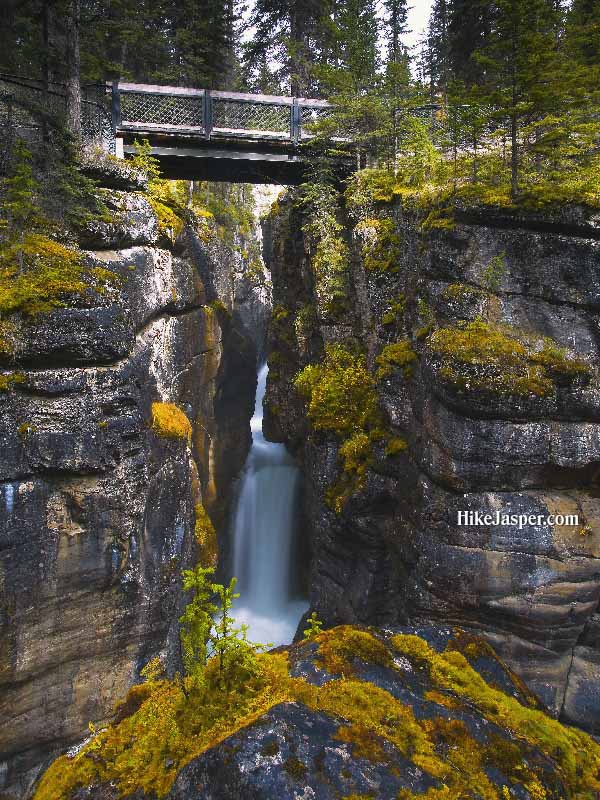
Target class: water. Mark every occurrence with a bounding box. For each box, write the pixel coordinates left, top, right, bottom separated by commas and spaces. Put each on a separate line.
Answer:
231, 363, 307, 646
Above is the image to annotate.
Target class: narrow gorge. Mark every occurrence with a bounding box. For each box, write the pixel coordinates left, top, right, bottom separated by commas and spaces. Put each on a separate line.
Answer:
4, 150, 600, 798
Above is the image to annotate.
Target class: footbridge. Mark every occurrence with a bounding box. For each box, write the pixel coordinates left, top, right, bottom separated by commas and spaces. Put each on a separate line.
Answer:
0, 75, 331, 184
112, 82, 330, 184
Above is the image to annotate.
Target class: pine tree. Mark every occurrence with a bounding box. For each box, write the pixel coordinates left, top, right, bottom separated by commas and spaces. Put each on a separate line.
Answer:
446, 0, 494, 85
473, 0, 565, 196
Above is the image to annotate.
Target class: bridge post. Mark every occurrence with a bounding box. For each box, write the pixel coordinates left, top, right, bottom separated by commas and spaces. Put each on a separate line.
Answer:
111, 81, 121, 132
203, 91, 213, 139
291, 98, 300, 144
111, 81, 124, 158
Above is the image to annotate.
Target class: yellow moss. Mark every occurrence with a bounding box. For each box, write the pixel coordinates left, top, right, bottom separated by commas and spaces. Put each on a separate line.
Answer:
34, 626, 600, 800
385, 437, 408, 457
17, 422, 36, 436
428, 320, 591, 397
148, 197, 185, 240
391, 633, 600, 796
0, 372, 25, 392
151, 402, 192, 443
315, 626, 393, 676
295, 345, 382, 513
355, 217, 402, 272
194, 502, 217, 568
375, 339, 417, 380
0, 234, 86, 317
335, 723, 388, 762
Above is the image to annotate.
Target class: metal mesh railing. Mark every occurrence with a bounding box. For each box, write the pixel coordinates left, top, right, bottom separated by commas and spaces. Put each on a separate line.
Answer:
299, 105, 332, 138
120, 91, 204, 129
0, 75, 114, 169
212, 99, 290, 135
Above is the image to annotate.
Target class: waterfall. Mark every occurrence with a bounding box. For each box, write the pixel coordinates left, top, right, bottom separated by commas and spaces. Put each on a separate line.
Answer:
231, 363, 307, 646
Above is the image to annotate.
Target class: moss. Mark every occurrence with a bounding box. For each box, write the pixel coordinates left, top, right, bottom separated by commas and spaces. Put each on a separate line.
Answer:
385, 437, 408, 457
0, 234, 86, 317
375, 340, 417, 380
283, 756, 307, 780
295, 344, 382, 512
97, 421, 109, 430
208, 298, 230, 318
382, 294, 406, 327
336, 723, 388, 762
17, 422, 36, 436
391, 633, 600, 796
148, 197, 185, 240
0, 372, 25, 392
194, 502, 217, 568
34, 626, 600, 800
428, 319, 592, 397
315, 626, 393, 677
355, 217, 402, 273
151, 402, 192, 443
0, 319, 19, 356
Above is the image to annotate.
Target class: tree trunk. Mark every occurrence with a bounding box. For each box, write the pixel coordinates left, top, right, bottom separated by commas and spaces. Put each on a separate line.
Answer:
65, 0, 81, 138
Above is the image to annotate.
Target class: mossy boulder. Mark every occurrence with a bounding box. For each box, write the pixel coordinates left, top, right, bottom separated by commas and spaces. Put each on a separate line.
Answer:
35, 625, 600, 800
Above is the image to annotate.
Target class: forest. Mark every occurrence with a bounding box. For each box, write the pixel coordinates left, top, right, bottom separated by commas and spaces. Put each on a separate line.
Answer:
1, 0, 599, 204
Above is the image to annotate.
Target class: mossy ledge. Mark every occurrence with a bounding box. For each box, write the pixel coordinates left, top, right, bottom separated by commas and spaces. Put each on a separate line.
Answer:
33, 625, 600, 799
427, 319, 592, 397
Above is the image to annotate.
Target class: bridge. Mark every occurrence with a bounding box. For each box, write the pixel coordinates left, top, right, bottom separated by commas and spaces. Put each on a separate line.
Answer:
0, 75, 332, 184
111, 82, 331, 184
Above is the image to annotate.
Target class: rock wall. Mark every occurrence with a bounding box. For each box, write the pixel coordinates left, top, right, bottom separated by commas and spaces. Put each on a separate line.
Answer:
0, 181, 263, 798
263, 195, 600, 734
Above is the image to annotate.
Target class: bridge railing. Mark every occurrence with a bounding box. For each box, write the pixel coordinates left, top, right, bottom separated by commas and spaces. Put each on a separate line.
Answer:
0, 74, 115, 166
112, 82, 331, 143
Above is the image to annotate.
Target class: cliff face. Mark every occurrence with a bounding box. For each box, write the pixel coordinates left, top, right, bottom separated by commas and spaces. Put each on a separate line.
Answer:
0, 179, 263, 798
263, 194, 600, 734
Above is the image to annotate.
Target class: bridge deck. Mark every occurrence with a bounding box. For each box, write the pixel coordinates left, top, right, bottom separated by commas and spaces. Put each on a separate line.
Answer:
112, 82, 331, 183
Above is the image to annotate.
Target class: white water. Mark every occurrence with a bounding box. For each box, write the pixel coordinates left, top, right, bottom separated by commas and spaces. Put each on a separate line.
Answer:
231, 363, 307, 646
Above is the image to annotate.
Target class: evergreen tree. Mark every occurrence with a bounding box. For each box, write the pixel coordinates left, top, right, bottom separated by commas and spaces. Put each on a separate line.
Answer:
446, 0, 494, 84
473, 0, 566, 196
244, 0, 331, 95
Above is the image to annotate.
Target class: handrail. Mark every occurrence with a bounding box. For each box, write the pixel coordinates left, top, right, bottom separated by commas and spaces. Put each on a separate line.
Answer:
110, 81, 331, 143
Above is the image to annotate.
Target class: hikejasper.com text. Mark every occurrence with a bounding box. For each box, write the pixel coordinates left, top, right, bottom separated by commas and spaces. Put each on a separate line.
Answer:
457, 511, 579, 529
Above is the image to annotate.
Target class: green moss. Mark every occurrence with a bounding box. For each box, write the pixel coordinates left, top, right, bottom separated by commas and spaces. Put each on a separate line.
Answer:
194, 502, 217, 568
295, 344, 381, 512
148, 197, 184, 240
0, 234, 86, 317
208, 298, 230, 318
294, 345, 379, 439
316, 626, 393, 677
151, 402, 192, 443
428, 319, 592, 397
382, 294, 406, 327
355, 217, 402, 272
375, 340, 418, 380
442, 283, 488, 304
0, 372, 25, 392
17, 422, 36, 436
